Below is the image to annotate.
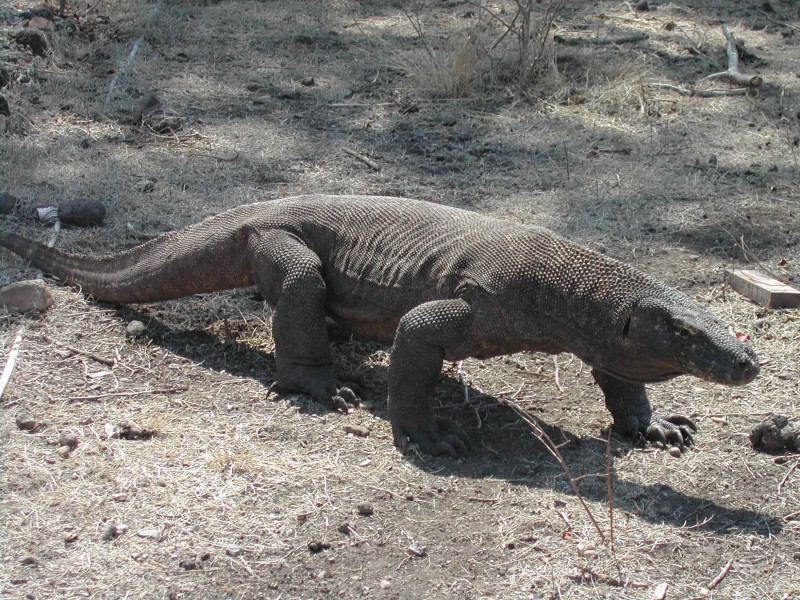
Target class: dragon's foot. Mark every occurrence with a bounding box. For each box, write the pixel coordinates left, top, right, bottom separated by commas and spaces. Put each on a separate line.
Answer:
391, 417, 470, 457
271, 363, 361, 413
614, 413, 697, 448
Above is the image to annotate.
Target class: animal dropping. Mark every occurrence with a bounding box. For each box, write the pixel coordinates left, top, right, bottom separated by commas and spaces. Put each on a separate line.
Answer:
0, 195, 760, 456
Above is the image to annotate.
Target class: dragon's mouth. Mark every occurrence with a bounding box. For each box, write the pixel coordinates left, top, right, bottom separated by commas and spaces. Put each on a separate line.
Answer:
598, 365, 682, 384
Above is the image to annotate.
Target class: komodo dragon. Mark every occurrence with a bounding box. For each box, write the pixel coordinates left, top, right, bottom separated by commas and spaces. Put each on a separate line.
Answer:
0, 195, 760, 456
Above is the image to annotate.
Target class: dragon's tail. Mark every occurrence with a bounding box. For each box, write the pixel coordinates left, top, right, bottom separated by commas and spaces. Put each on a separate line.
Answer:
0, 227, 254, 303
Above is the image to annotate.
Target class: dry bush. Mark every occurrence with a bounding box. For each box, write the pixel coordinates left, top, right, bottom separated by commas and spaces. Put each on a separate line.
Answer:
361, 0, 575, 99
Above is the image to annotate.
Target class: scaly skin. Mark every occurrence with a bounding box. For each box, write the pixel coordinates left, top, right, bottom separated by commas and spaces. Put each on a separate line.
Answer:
0, 195, 760, 455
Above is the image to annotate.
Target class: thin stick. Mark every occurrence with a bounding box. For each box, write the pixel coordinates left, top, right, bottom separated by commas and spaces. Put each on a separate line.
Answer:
553, 356, 564, 392
342, 147, 381, 171
42, 335, 116, 366
0, 327, 25, 399
501, 398, 606, 542
647, 82, 748, 97
778, 458, 799, 494
70, 386, 189, 402
328, 102, 394, 108
707, 559, 734, 590
605, 430, 615, 553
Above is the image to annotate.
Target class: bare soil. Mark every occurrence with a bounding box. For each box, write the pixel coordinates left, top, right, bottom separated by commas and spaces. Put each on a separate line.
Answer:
1, 1, 799, 598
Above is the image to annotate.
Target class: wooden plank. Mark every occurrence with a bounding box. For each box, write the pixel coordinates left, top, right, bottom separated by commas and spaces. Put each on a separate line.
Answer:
725, 269, 800, 309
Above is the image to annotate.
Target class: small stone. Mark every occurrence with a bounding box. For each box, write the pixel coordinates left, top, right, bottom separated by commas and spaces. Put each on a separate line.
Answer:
58, 431, 79, 450
338, 523, 352, 535
252, 95, 272, 105
134, 179, 155, 193
126, 321, 146, 338
103, 522, 128, 540
301, 76, 315, 86
63, 532, 79, 544
0, 280, 54, 313
20, 556, 40, 566
136, 528, 160, 540
380, 579, 391, 589
668, 446, 682, 457
225, 545, 244, 557
179, 557, 202, 570
356, 503, 374, 516
58, 199, 106, 227
634, 0, 648, 11
111, 493, 128, 502
57, 446, 71, 458
27, 16, 55, 31
407, 543, 427, 557
343, 424, 370, 437
15, 411, 38, 431
0, 192, 18, 214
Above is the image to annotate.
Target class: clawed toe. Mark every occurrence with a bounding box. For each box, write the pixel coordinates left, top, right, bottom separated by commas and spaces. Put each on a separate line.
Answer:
616, 413, 698, 450
392, 418, 471, 458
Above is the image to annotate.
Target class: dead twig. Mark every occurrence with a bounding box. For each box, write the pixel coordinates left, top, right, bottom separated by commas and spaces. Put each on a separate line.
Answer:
70, 386, 189, 402
343, 147, 381, 171
554, 32, 648, 45
707, 559, 734, 591
705, 24, 763, 87
778, 458, 799, 494
568, 566, 648, 588
42, 335, 116, 366
646, 82, 748, 97
500, 397, 606, 543
0, 327, 25, 400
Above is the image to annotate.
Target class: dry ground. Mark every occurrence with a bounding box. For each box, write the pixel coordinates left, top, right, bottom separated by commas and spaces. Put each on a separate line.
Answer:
1, 1, 799, 598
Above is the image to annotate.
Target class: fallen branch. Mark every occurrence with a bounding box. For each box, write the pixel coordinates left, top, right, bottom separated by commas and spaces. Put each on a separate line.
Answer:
554, 32, 648, 45
568, 567, 648, 588
707, 559, 734, 591
646, 82, 748, 97
343, 147, 381, 171
705, 25, 763, 87
500, 397, 606, 543
42, 335, 116, 366
328, 102, 395, 108
70, 386, 189, 402
0, 327, 26, 400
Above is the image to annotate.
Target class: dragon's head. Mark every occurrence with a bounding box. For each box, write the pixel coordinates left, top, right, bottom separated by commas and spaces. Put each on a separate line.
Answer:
599, 296, 760, 385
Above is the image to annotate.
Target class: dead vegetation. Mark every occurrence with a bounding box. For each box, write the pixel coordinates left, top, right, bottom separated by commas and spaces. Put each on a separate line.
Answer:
1, 0, 799, 598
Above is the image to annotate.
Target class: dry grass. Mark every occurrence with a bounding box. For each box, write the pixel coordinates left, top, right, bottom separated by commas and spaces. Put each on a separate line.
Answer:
2, 0, 800, 598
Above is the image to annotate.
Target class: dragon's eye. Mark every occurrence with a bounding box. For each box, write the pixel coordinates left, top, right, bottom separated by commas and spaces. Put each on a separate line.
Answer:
622, 315, 631, 338
677, 324, 696, 337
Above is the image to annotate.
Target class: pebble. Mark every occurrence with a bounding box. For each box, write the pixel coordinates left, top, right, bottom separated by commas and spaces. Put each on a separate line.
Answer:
225, 545, 244, 557
57, 445, 71, 458
136, 528, 161, 540
102, 522, 128, 541
58, 431, 79, 450
126, 320, 146, 338
356, 503, 374, 516
15, 411, 38, 431
668, 446, 682, 457
343, 424, 370, 437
